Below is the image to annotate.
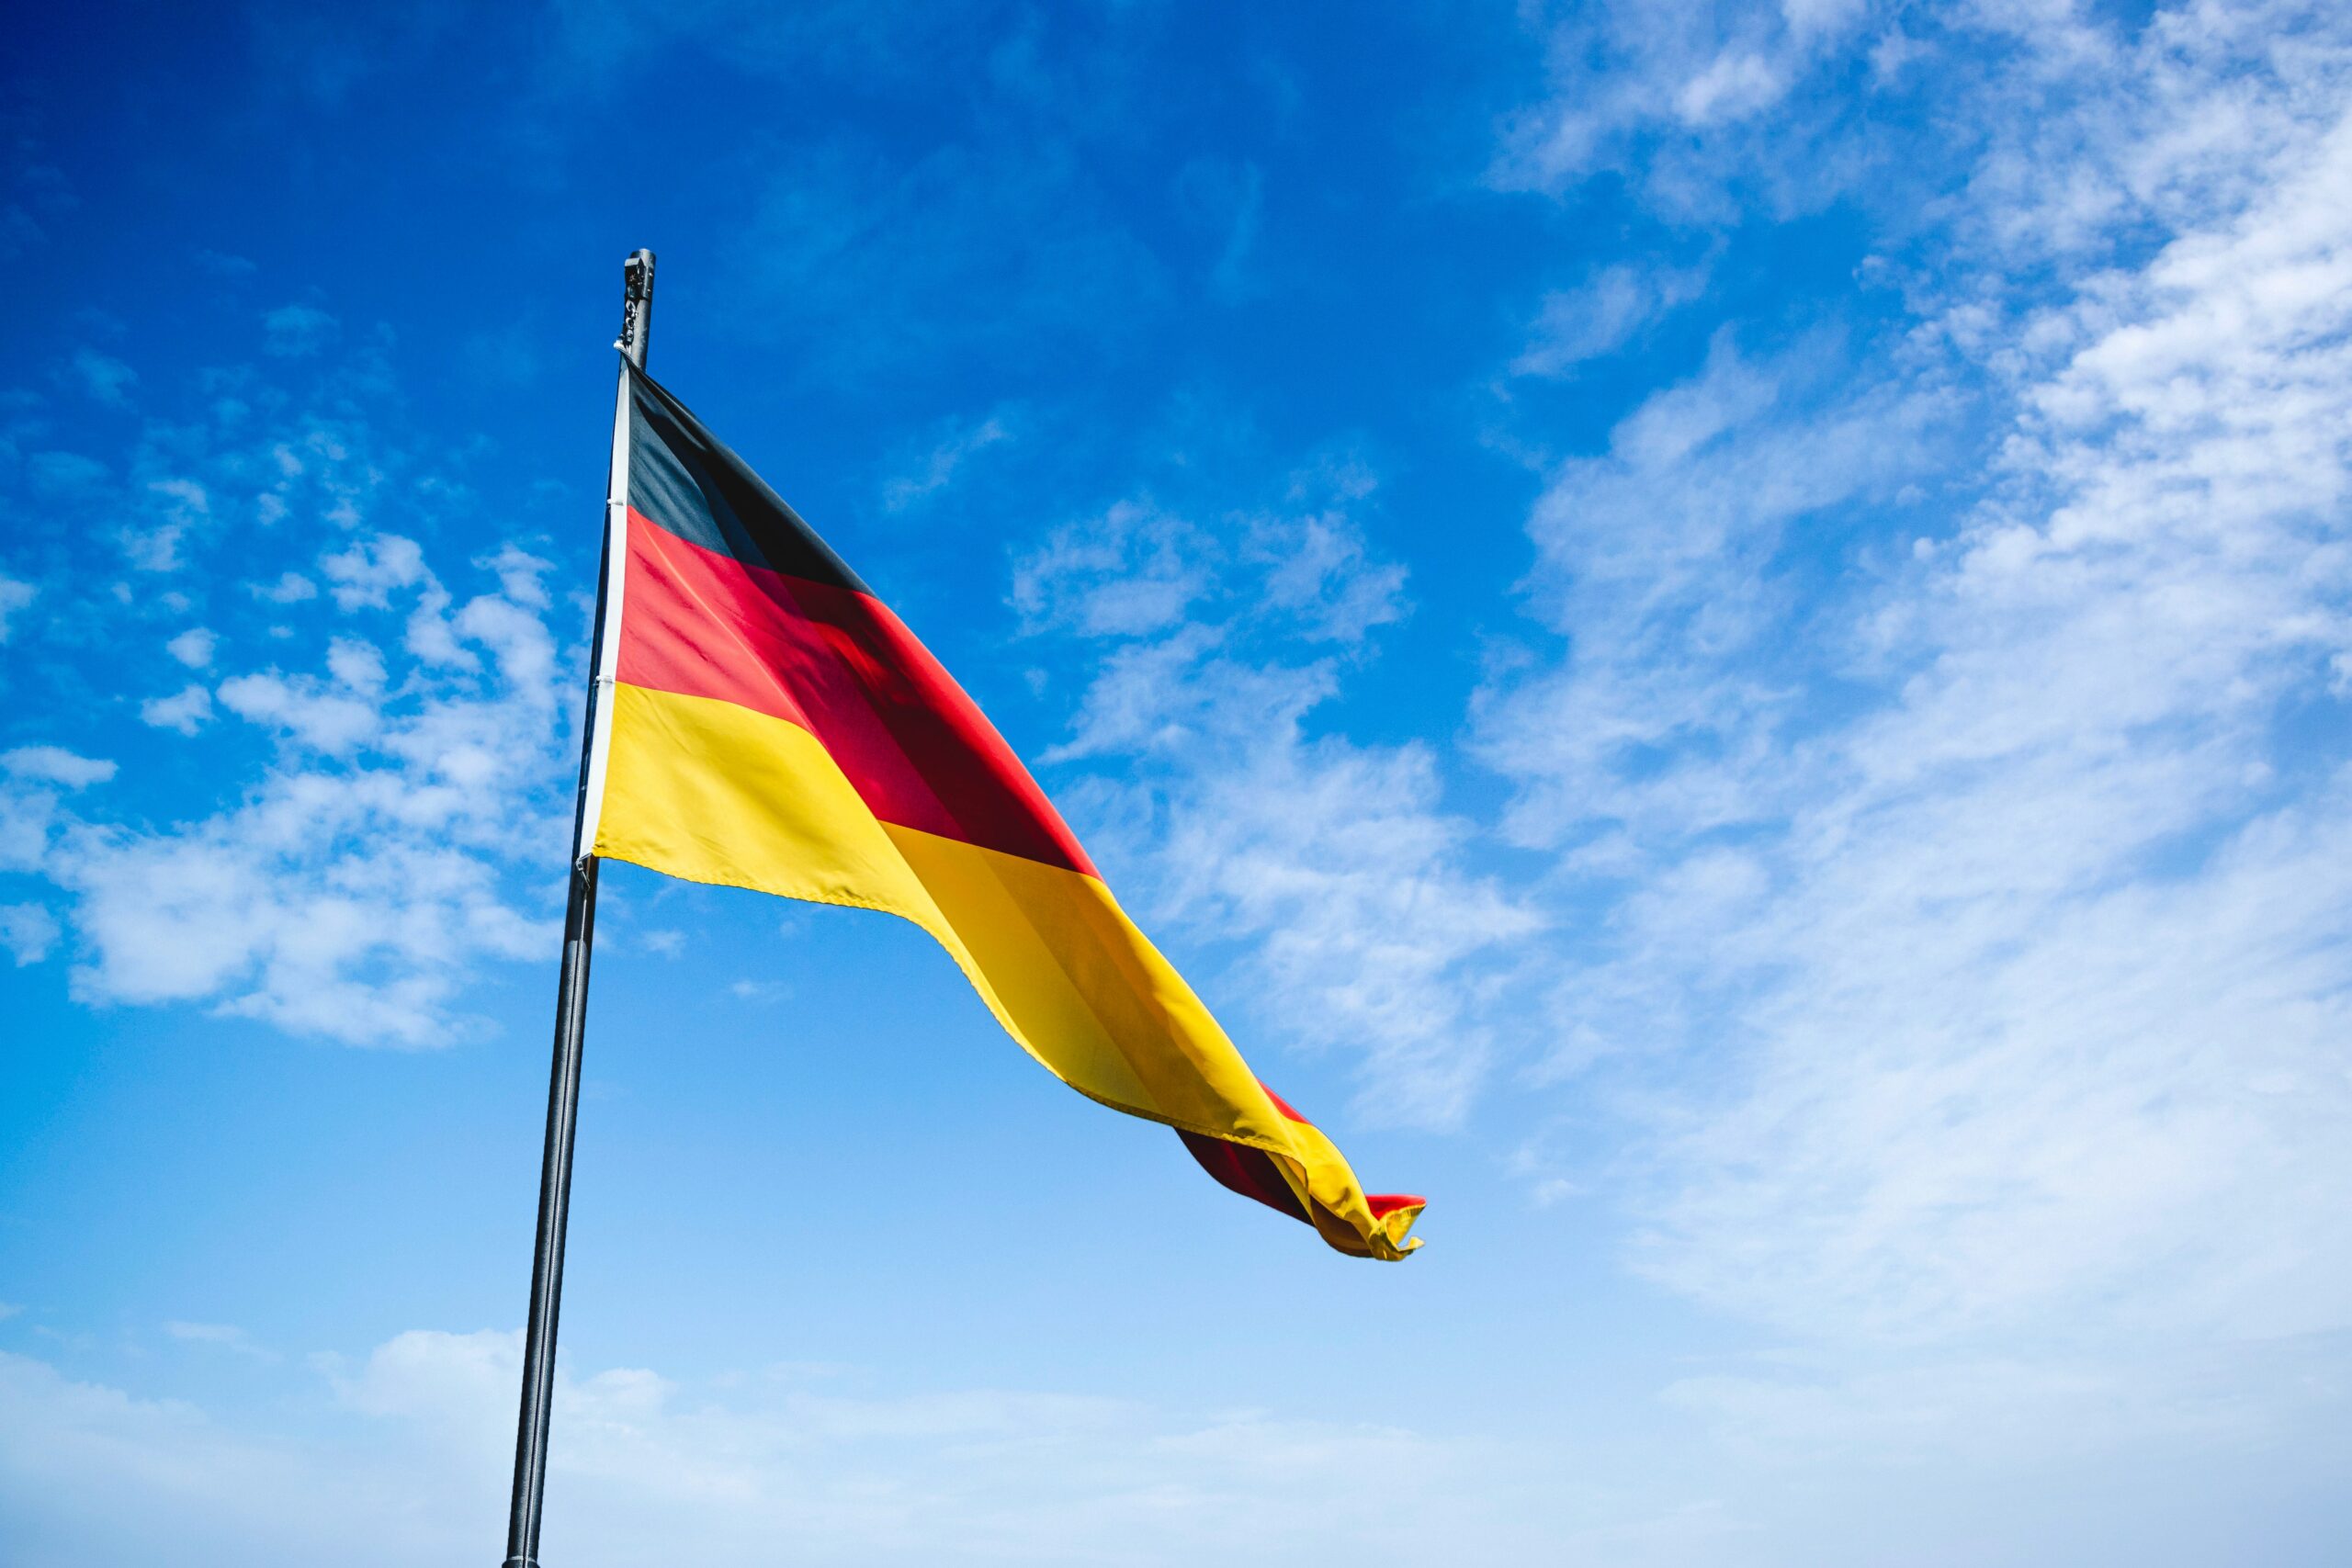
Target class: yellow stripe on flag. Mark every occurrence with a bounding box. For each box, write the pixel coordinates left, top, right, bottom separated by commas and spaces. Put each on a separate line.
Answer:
592, 681, 1414, 1256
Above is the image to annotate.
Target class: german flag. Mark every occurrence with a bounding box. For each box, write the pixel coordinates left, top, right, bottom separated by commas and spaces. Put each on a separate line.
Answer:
580, 367, 1424, 1259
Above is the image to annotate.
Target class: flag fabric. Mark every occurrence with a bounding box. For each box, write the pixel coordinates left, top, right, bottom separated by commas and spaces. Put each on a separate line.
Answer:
580, 365, 1424, 1259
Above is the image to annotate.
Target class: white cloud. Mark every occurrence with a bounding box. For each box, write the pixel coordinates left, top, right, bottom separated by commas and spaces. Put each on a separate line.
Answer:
0, 1332, 1542, 1568
881, 412, 1012, 512
1479, 331, 1949, 850
1662, 1337, 2348, 1474
162, 1322, 277, 1362
326, 636, 388, 691
0, 784, 55, 872
250, 570, 319, 604
1487, 0, 2164, 223
477, 544, 552, 610
2, 747, 118, 789
0, 288, 573, 1054
1249, 499, 1409, 645
262, 303, 338, 357
126, 477, 210, 573
0, 902, 59, 964
166, 626, 217, 669
1012, 500, 1212, 638
0, 571, 32, 640
1485, 0, 2352, 1351
1184, 156, 1265, 299
44, 544, 565, 1045
141, 684, 215, 735
1491, 0, 1887, 199
217, 671, 381, 752
70, 347, 137, 408
1513, 261, 1712, 376
0, 1351, 362, 1568
728, 977, 787, 1001
1130, 690, 1540, 1125
1021, 475, 1530, 1127
321, 534, 427, 610
321, 534, 493, 673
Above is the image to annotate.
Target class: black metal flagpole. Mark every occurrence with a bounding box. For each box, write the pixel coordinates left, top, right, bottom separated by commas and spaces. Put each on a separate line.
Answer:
500, 247, 654, 1568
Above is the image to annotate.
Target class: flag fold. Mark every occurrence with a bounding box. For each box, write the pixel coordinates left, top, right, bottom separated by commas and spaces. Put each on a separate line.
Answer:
587, 364, 1423, 1259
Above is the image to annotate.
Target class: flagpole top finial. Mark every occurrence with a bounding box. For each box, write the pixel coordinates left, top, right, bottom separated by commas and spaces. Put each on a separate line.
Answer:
619, 250, 657, 369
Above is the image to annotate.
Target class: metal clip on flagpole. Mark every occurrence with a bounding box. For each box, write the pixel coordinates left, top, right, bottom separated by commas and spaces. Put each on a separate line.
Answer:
501, 247, 654, 1568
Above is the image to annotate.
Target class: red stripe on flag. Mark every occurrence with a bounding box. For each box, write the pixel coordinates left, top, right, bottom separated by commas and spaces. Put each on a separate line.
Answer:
617, 509, 1098, 876
1250, 1081, 1424, 1221
1176, 1130, 1310, 1221
1260, 1081, 1310, 1122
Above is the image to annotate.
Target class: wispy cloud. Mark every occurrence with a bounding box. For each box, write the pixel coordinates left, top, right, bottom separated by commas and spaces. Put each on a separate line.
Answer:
261, 303, 338, 358
1013, 500, 1212, 642
139, 684, 214, 735
719, 132, 1162, 378
0, 571, 32, 640
1488, 0, 2143, 225
0, 901, 59, 964
0, 1330, 1542, 1568
1491, 0, 1884, 204
1020, 469, 1532, 1127
37, 559, 564, 1043
2, 748, 119, 790
0, 329, 571, 1047
1512, 260, 1712, 377
249, 570, 318, 604
1478, 329, 1951, 851
68, 348, 137, 409
1486, 1, 2352, 1357
162, 1321, 278, 1362
165, 626, 217, 669
880, 412, 1012, 513
1176, 156, 1266, 299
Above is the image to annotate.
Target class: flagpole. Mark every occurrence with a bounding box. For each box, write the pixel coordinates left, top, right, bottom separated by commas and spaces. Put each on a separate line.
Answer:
500, 247, 654, 1568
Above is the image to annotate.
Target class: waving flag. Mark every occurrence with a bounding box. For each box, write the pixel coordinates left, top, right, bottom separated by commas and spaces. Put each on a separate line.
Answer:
579, 366, 1424, 1259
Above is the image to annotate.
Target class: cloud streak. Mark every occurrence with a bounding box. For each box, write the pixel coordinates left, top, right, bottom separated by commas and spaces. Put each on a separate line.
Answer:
1487, 0, 2352, 1356
0, 332, 574, 1046
1020, 472, 1534, 1128
0, 1331, 1544, 1568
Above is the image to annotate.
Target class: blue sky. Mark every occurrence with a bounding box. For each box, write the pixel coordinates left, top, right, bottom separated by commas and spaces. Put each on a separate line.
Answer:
4, 2, 2350, 1562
